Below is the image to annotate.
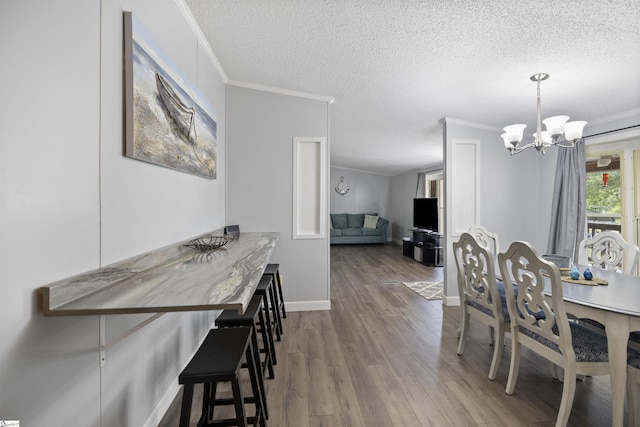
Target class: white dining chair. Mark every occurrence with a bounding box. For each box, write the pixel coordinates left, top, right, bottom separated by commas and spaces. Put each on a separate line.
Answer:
577, 231, 640, 349
498, 241, 613, 427
463, 225, 501, 342
578, 230, 640, 275
453, 232, 508, 380
468, 224, 500, 259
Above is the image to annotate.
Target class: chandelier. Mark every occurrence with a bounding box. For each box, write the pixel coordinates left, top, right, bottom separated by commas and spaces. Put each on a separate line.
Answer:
501, 73, 587, 155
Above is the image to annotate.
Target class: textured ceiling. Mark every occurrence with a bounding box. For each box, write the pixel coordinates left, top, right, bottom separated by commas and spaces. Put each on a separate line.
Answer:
186, 0, 640, 176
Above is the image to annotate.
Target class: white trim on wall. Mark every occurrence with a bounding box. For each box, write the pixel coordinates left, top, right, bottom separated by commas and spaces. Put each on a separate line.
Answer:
293, 137, 327, 239
450, 139, 480, 236
285, 300, 332, 312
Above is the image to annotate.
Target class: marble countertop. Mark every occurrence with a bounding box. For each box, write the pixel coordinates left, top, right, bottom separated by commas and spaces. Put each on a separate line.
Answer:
39, 231, 279, 316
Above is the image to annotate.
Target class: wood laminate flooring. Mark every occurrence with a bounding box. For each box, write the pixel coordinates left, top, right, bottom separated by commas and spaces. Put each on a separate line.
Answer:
159, 243, 615, 426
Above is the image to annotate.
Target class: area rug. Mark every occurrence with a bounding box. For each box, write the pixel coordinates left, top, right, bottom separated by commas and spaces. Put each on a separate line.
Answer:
401, 280, 444, 301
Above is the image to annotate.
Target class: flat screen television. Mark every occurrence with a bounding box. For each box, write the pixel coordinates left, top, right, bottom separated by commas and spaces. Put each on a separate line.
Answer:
413, 198, 438, 232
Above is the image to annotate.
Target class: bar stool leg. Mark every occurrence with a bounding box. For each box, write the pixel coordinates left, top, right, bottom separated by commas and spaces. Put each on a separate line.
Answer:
179, 384, 194, 427
231, 376, 247, 427
277, 272, 286, 319
261, 294, 277, 365
257, 302, 275, 379
268, 280, 282, 342
248, 324, 268, 419
202, 382, 217, 423
245, 340, 267, 427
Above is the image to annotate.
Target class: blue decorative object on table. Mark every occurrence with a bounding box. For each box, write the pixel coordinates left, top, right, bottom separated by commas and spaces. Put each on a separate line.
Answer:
583, 267, 593, 280
570, 265, 580, 280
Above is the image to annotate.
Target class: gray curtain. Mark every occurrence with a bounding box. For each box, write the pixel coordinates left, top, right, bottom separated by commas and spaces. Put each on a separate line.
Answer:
547, 139, 586, 261
416, 172, 426, 198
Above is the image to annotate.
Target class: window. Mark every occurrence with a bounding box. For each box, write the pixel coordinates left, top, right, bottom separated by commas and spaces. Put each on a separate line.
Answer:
585, 154, 622, 238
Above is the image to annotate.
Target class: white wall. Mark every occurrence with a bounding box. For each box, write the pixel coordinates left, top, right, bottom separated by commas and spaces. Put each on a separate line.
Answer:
443, 119, 547, 302
0, 1, 226, 425
390, 170, 419, 242
330, 167, 391, 220
226, 86, 330, 310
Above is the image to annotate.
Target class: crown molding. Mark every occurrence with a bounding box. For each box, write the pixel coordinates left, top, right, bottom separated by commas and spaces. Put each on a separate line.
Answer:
440, 117, 501, 132
331, 165, 393, 177
227, 80, 335, 104
175, 0, 229, 83
587, 108, 640, 127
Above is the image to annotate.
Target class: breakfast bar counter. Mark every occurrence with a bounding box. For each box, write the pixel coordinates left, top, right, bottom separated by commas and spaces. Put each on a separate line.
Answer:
39, 231, 279, 316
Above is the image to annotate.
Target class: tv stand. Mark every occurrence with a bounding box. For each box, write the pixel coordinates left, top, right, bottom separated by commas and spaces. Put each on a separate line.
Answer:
403, 229, 443, 267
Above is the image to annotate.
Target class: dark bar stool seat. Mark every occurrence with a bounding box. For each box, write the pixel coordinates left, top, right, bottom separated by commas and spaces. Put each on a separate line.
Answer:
217, 295, 274, 379
254, 275, 280, 350
263, 264, 286, 331
216, 294, 274, 417
178, 327, 265, 427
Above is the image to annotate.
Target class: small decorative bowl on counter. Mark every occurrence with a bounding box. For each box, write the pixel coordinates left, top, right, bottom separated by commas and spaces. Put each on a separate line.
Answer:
184, 236, 228, 252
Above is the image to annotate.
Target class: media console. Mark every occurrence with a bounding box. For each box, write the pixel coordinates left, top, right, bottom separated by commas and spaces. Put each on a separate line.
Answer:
403, 228, 443, 267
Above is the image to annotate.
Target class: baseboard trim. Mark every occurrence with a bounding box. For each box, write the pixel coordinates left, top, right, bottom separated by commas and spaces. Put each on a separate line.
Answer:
285, 300, 331, 311
444, 296, 460, 306
143, 380, 181, 427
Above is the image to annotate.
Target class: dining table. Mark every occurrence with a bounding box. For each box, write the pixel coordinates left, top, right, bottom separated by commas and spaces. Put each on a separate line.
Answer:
549, 265, 640, 427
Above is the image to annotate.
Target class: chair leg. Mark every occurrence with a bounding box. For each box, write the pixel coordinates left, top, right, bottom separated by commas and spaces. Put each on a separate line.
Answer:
457, 306, 469, 355
489, 325, 495, 346
505, 337, 521, 395
488, 324, 504, 381
628, 367, 640, 427
557, 363, 577, 427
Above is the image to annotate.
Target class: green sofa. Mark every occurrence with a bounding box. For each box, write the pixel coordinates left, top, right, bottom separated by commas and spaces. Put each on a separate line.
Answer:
330, 213, 389, 245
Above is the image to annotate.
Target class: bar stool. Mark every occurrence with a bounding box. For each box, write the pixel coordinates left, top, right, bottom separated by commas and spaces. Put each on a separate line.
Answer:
178, 326, 265, 427
263, 264, 286, 331
253, 277, 279, 358
216, 294, 274, 416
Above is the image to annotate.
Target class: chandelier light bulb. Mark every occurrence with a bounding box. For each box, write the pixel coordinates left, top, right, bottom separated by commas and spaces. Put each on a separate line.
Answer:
533, 131, 552, 145
542, 115, 570, 138
564, 121, 587, 141
501, 133, 511, 149
503, 124, 527, 143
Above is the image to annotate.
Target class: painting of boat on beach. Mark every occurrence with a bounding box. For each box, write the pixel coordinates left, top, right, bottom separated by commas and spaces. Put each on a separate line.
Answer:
124, 12, 217, 179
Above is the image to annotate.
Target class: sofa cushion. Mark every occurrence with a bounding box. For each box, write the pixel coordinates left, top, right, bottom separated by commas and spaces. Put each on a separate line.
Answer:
341, 228, 362, 236
361, 228, 381, 236
347, 213, 364, 228
363, 214, 379, 229
330, 228, 342, 237
331, 213, 348, 229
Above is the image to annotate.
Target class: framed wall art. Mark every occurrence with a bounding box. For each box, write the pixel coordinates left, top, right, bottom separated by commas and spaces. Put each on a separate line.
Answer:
124, 11, 217, 179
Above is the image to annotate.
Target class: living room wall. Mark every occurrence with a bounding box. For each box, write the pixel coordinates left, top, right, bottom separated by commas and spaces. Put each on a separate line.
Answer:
330, 167, 391, 223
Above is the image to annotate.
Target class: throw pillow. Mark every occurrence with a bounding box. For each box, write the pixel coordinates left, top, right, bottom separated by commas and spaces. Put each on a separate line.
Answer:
331, 213, 348, 229
363, 214, 379, 229
347, 213, 364, 228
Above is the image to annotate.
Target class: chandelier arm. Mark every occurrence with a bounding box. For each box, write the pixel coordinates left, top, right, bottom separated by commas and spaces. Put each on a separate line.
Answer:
509, 141, 540, 155
554, 139, 577, 148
